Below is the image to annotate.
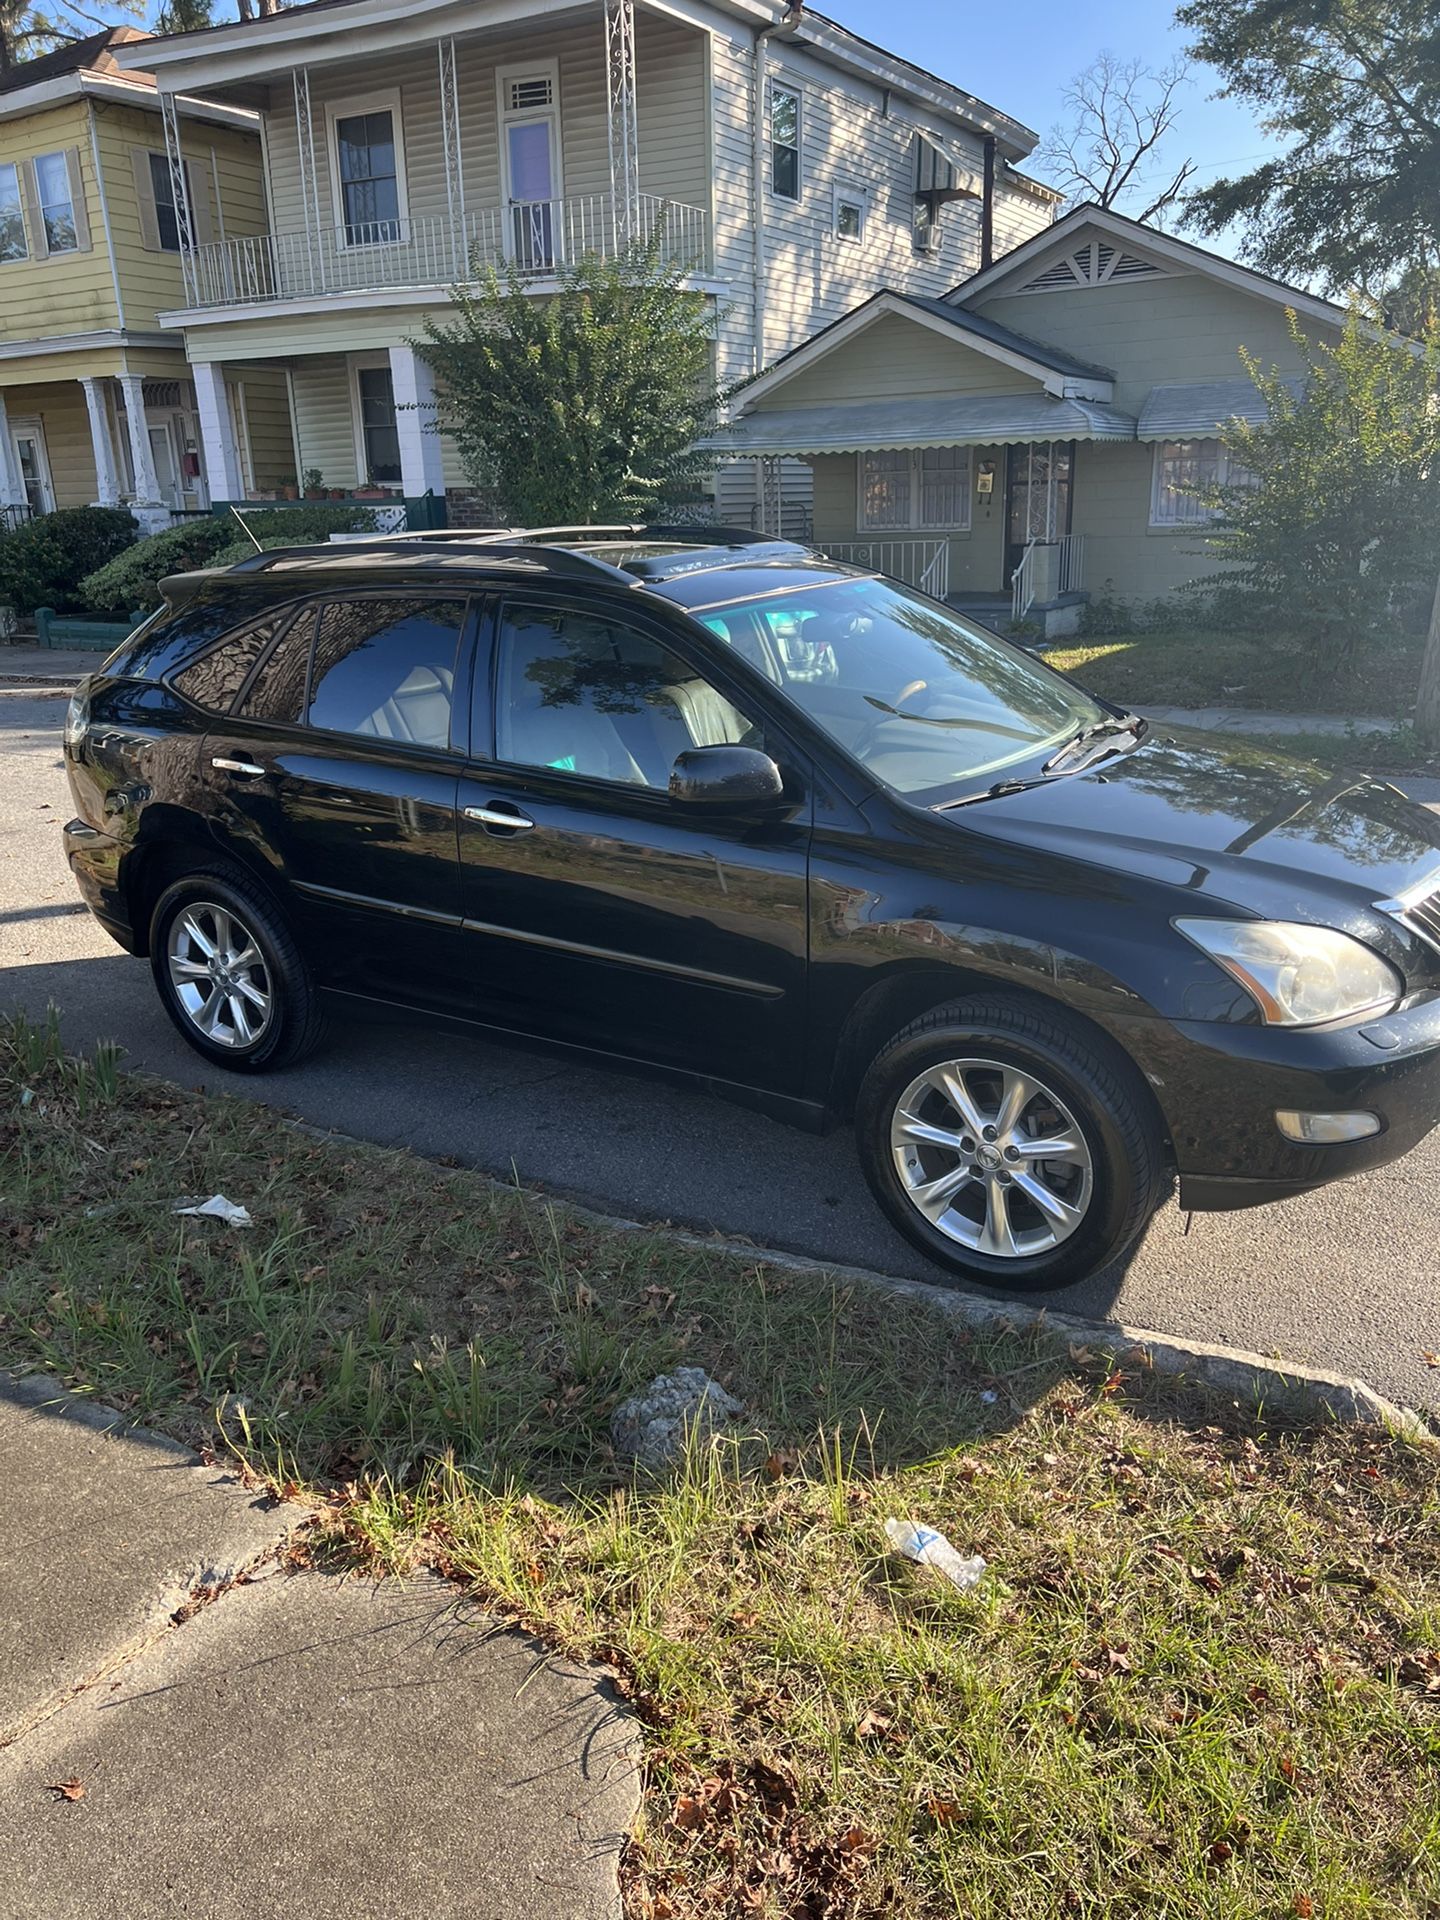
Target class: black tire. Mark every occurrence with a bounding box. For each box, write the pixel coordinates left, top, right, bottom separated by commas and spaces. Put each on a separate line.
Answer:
855, 993, 1167, 1292
148, 866, 326, 1073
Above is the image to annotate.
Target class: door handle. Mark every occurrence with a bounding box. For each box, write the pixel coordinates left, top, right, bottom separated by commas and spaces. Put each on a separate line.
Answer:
211, 755, 266, 777
464, 801, 535, 834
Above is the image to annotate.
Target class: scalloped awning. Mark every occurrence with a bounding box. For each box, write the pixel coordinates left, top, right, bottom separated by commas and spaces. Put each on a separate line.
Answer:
700, 393, 1137, 455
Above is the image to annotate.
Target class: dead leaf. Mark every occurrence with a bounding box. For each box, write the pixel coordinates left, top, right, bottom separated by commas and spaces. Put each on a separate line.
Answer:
1188, 1563, 1223, 1595
1421, 1351, 1439, 1369
47, 1779, 84, 1802
925, 1793, 963, 1826
854, 1708, 892, 1741
763, 1448, 797, 1481
672, 1793, 706, 1831
749, 1757, 797, 1810
573, 1283, 599, 1311
1067, 1343, 1094, 1364
1209, 1840, 1233, 1865
1293, 1896, 1314, 1918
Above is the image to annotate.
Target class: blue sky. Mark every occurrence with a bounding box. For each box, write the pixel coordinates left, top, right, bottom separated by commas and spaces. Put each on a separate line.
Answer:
831, 0, 1277, 248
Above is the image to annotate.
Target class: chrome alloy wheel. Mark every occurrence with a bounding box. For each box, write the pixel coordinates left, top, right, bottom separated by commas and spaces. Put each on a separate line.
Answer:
165, 901, 274, 1050
889, 1057, 1094, 1259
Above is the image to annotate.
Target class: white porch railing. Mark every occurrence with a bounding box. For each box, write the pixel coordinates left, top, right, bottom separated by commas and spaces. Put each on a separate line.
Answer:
1011, 533, 1085, 623
185, 193, 710, 309
818, 539, 950, 599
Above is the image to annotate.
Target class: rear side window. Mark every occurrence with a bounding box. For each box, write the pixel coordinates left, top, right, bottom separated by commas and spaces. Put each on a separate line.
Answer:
171, 612, 292, 715
236, 607, 316, 725
107, 590, 282, 683
306, 597, 466, 750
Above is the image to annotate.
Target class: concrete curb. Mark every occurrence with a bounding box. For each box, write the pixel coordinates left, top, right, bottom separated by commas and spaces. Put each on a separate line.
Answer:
274, 1115, 1436, 1446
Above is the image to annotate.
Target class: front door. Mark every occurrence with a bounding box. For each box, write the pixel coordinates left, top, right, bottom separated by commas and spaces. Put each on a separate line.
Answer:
1004, 441, 1074, 585
504, 118, 558, 269
12, 422, 54, 515
456, 594, 812, 1094
148, 422, 181, 510
201, 593, 477, 1013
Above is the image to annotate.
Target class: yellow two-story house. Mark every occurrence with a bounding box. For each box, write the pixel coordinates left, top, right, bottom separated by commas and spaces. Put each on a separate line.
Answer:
0, 26, 294, 533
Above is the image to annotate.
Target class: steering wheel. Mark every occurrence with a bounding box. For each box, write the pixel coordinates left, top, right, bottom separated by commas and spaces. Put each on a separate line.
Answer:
852, 677, 930, 760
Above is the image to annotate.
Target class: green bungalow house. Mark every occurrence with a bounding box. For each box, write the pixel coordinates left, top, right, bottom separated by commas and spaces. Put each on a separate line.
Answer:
710, 203, 1342, 629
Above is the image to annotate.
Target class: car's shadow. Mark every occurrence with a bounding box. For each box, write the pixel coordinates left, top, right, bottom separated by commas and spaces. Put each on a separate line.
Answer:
1, 946, 1135, 1326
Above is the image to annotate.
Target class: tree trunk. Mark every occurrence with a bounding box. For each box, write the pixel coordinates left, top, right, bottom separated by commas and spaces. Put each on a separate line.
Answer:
1418, 563, 1440, 745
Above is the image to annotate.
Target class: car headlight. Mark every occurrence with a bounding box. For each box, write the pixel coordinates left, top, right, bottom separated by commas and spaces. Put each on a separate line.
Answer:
63, 678, 91, 752
1174, 918, 1403, 1027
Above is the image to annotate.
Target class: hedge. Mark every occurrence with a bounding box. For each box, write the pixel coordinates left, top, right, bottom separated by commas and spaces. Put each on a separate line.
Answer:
79, 505, 373, 618
0, 508, 138, 617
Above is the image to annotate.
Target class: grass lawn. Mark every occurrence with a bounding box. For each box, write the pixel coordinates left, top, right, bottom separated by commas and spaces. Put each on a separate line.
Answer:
1044, 628, 1424, 723
4, 1010, 1439, 1919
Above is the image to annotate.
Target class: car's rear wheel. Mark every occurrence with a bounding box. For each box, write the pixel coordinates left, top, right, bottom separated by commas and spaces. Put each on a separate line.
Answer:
855, 994, 1167, 1292
149, 869, 325, 1072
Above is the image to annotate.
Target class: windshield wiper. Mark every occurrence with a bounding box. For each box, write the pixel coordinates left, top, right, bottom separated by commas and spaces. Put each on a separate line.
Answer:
1042, 712, 1147, 775
934, 775, 1055, 811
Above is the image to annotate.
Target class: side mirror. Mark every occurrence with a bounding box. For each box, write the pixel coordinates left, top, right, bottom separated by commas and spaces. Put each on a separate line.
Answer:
669, 744, 785, 812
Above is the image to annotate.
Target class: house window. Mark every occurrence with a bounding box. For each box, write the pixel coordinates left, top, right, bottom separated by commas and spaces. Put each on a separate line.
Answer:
355, 363, 402, 486
861, 447, 971, 531
771, 84, 800, 201
331, 99, 403, 244
0, 162, 25, 262
147, 152, 192, 252
33, 151, 77, 253
833, 185, 865, 243
1150, 438, 1235, 526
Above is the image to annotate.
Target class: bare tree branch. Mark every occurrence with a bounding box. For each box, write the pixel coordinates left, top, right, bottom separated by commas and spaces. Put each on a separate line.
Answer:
1039, 52, 1197, 227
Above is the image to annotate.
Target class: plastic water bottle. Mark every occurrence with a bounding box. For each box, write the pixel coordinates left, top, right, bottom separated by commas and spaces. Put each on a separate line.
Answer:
884, 1518, 987, 1592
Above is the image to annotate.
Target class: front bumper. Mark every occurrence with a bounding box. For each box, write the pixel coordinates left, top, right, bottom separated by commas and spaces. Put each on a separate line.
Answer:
64, 818, 140, 953
1114, 995, 1440, 1212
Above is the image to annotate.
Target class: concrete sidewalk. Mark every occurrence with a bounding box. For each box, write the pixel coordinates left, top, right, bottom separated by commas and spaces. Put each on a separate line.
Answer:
0, 1374, 638, 1920
1138, 703, 1397, 736
0, 647, 104, 688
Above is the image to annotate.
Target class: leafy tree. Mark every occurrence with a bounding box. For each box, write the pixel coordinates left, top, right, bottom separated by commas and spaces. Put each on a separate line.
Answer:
415, 232, 723, 525
1178, 0, 1440, 295
1201, 313, 1440, 686
0, 0, 140, 72
1039, 53, 1197, 223
154, 0, 213, 33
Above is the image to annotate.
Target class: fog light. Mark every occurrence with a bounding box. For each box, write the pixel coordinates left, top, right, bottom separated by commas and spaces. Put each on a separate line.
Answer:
1275, 1110, 1381, 1144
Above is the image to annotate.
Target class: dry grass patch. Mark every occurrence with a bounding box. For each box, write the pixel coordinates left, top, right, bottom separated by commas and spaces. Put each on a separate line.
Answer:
3, 1011, 1439, 1919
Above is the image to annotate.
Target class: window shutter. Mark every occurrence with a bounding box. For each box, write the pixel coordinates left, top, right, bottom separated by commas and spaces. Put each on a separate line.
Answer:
188, 160, 215, 245
63, 147, 91, 252
132, 148, 162, 251
19, 160, 47, 261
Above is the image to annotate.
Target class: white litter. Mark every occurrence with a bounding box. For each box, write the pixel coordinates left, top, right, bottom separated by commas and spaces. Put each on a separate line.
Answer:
173, 1194, 253, 1227
884, 1518, 987, 1593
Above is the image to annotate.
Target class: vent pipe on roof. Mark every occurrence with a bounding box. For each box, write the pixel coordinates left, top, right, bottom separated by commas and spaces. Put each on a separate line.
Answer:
980, 135, 996, 270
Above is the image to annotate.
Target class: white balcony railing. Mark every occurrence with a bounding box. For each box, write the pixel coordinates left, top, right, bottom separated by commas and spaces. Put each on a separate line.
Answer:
184, 193, 710, 310
819, 538, 950, 599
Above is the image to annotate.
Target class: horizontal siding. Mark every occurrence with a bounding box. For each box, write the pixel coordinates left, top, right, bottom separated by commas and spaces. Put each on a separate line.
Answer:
4, 378, 97, 508
0, 99, 115, 345
808, 447, 1006, 594
976, 269, 1334, 417
1069, 439, 1229, 602
288, 356, 359, 490
95, 102, 266, 331
766, 311, 1042, 407
260, 14, 707, 255
231, 364, 296, 490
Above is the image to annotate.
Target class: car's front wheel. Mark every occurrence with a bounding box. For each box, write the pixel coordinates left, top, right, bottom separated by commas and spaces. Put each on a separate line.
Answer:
855, 994, 1167, 1291
149, 868, 325, 1072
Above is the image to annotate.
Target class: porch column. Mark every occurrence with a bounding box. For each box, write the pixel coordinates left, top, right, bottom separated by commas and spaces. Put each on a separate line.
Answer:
116, 373, 162, 506
192, 361, 245, 503
387, 345, 446, 500
80, 378, 123, 507
0, 392, 26, 508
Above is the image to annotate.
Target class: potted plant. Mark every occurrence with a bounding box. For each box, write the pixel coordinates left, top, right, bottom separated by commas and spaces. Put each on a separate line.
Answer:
352, 470, 390, 500
302, 467, 326, 500
280, 480, 299, 501
327, 486, 346, 500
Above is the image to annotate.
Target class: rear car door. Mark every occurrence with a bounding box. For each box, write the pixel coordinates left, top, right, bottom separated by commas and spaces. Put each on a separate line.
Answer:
200, 592, 476, 1013
455, 592, 812, 1094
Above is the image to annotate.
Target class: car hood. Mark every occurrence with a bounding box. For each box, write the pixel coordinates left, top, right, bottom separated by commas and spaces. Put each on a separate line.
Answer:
953, 727, 1440, 918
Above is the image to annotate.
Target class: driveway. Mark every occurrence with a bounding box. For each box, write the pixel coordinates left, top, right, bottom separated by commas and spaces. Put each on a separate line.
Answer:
4, 686, 1438, 1413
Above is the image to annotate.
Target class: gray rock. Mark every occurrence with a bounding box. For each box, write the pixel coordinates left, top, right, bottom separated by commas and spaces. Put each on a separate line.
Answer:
610, 1367, 745, 1469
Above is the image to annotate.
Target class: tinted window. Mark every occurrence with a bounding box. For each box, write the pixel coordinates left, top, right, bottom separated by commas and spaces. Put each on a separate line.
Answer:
495, 603, 758, 789
236, 607, 315, 725
108, 590, 283, 683
307, 598, 465, 749
172, 613, 292, 715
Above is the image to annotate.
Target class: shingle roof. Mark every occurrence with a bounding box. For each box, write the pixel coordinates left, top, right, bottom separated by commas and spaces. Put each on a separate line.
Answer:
0, 26, 152, 95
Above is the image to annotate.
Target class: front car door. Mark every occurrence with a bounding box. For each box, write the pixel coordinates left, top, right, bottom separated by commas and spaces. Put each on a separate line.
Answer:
455, 592, 812, 1096
201, 591, 476, 1013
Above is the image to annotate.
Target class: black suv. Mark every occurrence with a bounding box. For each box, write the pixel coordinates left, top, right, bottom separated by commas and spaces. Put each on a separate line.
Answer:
62, 527, 1440, 1292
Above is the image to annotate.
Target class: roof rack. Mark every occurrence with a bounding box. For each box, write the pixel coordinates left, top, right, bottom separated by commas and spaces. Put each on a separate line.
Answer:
224, 539, 639, 586
323, 522, 797, 549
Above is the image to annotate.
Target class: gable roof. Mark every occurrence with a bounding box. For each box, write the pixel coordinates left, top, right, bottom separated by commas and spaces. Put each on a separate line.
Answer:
0, 25, 151, 95
949, 203, 1352, 334
730, 289, 1116, 420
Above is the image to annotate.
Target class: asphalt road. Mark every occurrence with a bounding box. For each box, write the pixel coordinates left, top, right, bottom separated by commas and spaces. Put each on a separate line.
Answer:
4, 685, 1438, 1413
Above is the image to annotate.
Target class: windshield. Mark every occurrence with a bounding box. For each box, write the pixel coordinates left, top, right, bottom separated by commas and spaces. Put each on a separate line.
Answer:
693, 575, 1109, 802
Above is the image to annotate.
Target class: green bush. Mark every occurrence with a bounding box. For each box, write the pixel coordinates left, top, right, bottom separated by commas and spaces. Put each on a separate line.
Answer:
0, 507, 138, 616
79, 518, 240, 618
78, 505, 374, 618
